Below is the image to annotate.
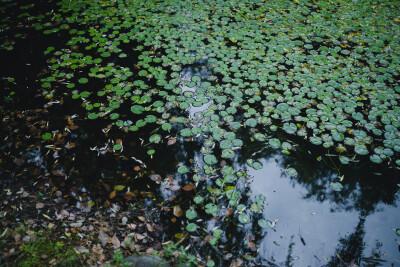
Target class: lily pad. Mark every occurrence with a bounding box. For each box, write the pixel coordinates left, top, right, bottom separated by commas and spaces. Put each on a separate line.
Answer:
330, 182, 343, 192
204, 154, 218, 165
269, 138, 281, 148
186, 209, 197, 220
177, 166, 189, 174
238, 213, 251, 224
186, 223, 197, 232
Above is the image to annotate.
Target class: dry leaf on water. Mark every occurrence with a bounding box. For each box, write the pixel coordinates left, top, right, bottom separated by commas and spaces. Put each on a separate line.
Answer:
182, 184, 195, 191
173, 206, 183, 217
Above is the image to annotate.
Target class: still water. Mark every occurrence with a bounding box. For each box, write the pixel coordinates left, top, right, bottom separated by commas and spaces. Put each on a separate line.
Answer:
249, 155, 400, 266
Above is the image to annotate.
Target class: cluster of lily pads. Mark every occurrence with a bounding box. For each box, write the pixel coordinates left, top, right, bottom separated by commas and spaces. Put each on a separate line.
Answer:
4, 0, 400, 263
33, 0, 400, 167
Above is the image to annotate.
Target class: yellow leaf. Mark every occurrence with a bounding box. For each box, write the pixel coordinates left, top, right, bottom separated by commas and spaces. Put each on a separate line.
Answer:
114, 185, 125, 191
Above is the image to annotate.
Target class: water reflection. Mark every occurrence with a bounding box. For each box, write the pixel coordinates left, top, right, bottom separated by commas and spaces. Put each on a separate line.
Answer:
248, 153, 399, 266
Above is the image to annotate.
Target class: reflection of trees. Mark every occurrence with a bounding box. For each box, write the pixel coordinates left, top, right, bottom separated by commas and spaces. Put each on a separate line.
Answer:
326, 216, 387, 267
232, 126, 399, 215
327, 217, 365, 266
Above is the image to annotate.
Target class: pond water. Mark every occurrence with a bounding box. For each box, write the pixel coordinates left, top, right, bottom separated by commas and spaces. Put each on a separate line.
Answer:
249, 156, 400, 266
1, 0, 400, 266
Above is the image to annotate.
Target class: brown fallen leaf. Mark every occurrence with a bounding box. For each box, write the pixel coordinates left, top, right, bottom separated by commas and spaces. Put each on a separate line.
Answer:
149, 174, 161, 182
167, 138, 176, 145
12, 231, 21, 242
138, 216, 146, 222
134, 166, 141, 171
225, 208, 233, 216
109, 190, 116, 199
111, 235, 120, 247
64, 142, 75, 149
36, 202, 45, 209
146, 224, 154, 232
98, 231, 109, 246
182, 184, 195, 191
135, 233, 146, 240
173, 206, 183, 217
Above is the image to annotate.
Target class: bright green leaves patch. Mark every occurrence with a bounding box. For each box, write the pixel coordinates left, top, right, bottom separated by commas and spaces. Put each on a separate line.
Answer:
41, 132, 52, 140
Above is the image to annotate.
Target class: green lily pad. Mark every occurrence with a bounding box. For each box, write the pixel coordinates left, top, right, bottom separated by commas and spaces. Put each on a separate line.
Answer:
269, 138, 281, 148
177, 166, 189, 174
370, 154, 382, 164
149, 134, 161, 143
238, 213, 251, 224
286, 167, 298, 177
354, 145, 368, 155
204, 154, 218, 165
162, 123, 172, 131
186, 209, 197, 220
180, 128, 192, 137
258, 219, 269, 229
205, 203, 218, 215
186, 223, 197, 232
131, 105, 144, 114
330, 182, 343, 192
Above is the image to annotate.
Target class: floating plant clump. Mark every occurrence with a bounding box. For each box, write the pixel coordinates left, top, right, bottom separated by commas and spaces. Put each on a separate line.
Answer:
5, 0, 400, 264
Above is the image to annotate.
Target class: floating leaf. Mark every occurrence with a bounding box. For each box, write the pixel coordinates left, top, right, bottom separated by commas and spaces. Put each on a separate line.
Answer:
186, 209, 197, 220
149, 134, 161, 143
113, 144, 122, 150
204, 154, 217, 165
180, 128, 192, 137
186, 223, 197, 232
162, 123, 172, 131
131, 105, 144, 114
205, 203, 218, 215
269, 138, 281, 148
177, 166, 189, 174
114, 185, 125, 191
370, 154, 382, 164
330, 182, 343, 192
258, 219, 269, 229
286, 167, 298, 177
354, 145, 368, 155
173, 206, 183, 217
182, 184, 195, 191
238, 213, 251, 224
41, 132, 52, 140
